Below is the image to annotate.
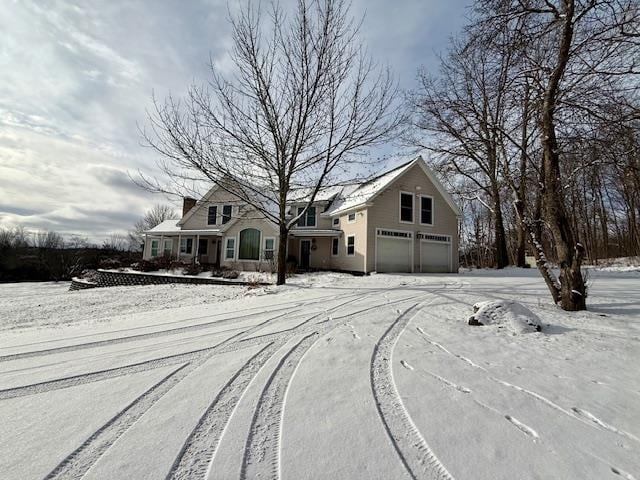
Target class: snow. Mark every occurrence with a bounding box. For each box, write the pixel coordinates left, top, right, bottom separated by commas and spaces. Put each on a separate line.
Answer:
0, 269, 639, 479
146, 219, 181, 233
469, 300, 542, 333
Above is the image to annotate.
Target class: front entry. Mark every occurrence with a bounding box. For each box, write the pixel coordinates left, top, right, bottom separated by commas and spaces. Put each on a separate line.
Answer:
300, 240, 311, 270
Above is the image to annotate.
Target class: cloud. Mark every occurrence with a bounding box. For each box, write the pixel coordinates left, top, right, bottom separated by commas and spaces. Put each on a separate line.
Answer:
0, 0, 470, 242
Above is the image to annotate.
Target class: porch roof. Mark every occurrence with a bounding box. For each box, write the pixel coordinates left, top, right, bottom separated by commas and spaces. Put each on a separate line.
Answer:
289, 229, 342, 237
146, 229, 223, 237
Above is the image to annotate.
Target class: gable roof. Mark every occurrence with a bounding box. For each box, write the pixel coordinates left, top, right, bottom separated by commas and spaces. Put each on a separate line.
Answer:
323, 156, 461, 217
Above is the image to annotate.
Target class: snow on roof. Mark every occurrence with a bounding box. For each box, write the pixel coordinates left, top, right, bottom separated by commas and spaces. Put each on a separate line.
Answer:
288, 185, 344, 204
323, 159, 416, 216
145, 220, 181, 234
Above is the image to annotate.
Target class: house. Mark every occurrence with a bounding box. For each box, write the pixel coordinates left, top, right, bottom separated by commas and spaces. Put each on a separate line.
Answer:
143, 155, 462, 273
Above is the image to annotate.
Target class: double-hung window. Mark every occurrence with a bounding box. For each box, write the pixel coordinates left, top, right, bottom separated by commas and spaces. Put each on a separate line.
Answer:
222, 205, 232, 224
180, 238, 193, 254
400, 192, 414, 223
225, 237, 235, 260
347, 235, 355, 256
150, 239, 159, 257
297, 206, 316, 227
331, 237, 339, 256
420, 196, 433, 225
264, 238, 275, 260
207, 206, 217, 225
163, 239, 172, 256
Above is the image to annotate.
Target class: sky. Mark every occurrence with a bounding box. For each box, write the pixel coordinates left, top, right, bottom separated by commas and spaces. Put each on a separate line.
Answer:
0, 0, 471, 243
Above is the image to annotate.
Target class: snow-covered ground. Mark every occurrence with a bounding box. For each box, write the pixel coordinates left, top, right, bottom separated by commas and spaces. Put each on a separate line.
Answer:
0, 269, 638, 479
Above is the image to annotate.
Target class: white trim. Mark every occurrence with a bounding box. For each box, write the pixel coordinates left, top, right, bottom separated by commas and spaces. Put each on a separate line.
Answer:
374, 227, 414, 273
346, 234, 355, 256
295, 206, 318, 228
207, 205, 218, 225
162, 238, 173, 256
224, 236, 236, 261
418, 231, 452, 273
331, 237, 339, 257
399, 191, 414, 224
332, 217, 340, 227
299, 239, 312, 268
263, 236, 276, 261
347, 212, 356, 223
418, 194, 434, 226
150, 239, 159, 257
237, 228, 262, 262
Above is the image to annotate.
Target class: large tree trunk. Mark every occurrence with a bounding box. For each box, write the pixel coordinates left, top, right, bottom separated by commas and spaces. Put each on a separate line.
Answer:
492, 189, 510, 269
276, 226, 288, 286
539, 0, 586, 311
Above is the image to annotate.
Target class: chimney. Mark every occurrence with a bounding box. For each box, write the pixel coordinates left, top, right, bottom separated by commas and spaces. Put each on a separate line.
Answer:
182, 197, 197, 217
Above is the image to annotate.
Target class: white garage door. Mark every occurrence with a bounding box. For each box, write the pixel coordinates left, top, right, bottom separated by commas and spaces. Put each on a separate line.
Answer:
376, 230, 412, 273
420, 235, 451, 273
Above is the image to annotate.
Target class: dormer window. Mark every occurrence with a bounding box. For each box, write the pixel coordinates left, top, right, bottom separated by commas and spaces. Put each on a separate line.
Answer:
207, 206, 217, 225
222, 205, 232, 224
297, 206, 316, 227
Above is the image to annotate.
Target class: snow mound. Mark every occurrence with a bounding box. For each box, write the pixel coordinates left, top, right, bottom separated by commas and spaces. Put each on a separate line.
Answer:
468, 300, 542, 333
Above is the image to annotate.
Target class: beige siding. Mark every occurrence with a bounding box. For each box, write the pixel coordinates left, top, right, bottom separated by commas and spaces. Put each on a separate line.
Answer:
220, 217, 279, 271
327, 209, 368, 272
181, 188, 245, 230
365, 163, 459, 273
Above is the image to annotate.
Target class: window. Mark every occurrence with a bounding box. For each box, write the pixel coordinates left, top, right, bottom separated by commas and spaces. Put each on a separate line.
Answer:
222, 205, 232, 224
225, 237, 235, 260
332, 237, 339, 256
207, 206, 217, 225
400, 192, 414, 223
163, 239, 172, 256
198, 238, 208, 255
420, 196, 433, 225
347, 235, 355, 256
297, 206, 316, 227
332, 217, 339, 227
239, 228, 260, 260
150, 239, 159, 257
348, 212, 356, 223
180, 238, 193, 254
264, 237, 275, 260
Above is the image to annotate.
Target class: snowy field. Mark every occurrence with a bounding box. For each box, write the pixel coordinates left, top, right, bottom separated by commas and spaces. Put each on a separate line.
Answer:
0, 269, 638, 479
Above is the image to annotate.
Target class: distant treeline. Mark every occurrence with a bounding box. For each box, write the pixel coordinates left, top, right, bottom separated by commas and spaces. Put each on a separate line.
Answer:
0, 227, 141, 283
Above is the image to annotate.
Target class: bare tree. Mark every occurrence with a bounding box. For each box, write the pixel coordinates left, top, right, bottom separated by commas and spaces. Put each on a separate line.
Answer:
129, 204, 178, 250
103, 233, 129, 252
138, 0, 404, 284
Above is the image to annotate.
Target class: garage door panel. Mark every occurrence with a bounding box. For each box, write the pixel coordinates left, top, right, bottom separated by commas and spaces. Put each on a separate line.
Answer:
376, 237, 412, 273
420, 241, 450, 273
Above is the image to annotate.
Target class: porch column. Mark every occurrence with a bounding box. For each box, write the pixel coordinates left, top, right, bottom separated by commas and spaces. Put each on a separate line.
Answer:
144, 233, 147, 257
195, 234, 200, 264
177, 234, 181, 261
160, 234, 164, 257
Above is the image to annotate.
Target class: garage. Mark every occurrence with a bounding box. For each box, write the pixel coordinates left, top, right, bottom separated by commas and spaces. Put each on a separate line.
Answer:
375, 229, 413, 273
420, 234, 452, 273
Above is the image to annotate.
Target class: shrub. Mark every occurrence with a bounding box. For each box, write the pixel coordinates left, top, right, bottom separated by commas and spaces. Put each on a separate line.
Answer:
222, 269, 239, 279
138, 259, 159, 272
183, 261, 203, 276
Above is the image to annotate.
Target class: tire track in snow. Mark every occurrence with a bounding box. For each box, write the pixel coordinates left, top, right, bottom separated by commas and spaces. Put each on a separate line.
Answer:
166, 342, 280, 480
44, 362, 192, 480
371, 304, 455, 480
0, 291, 413, 401
0, 310, 288, 401
166, 292, 389, 480
240, 331, 323, 480
504, 415, 539, 440
0, 304, 322, 363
